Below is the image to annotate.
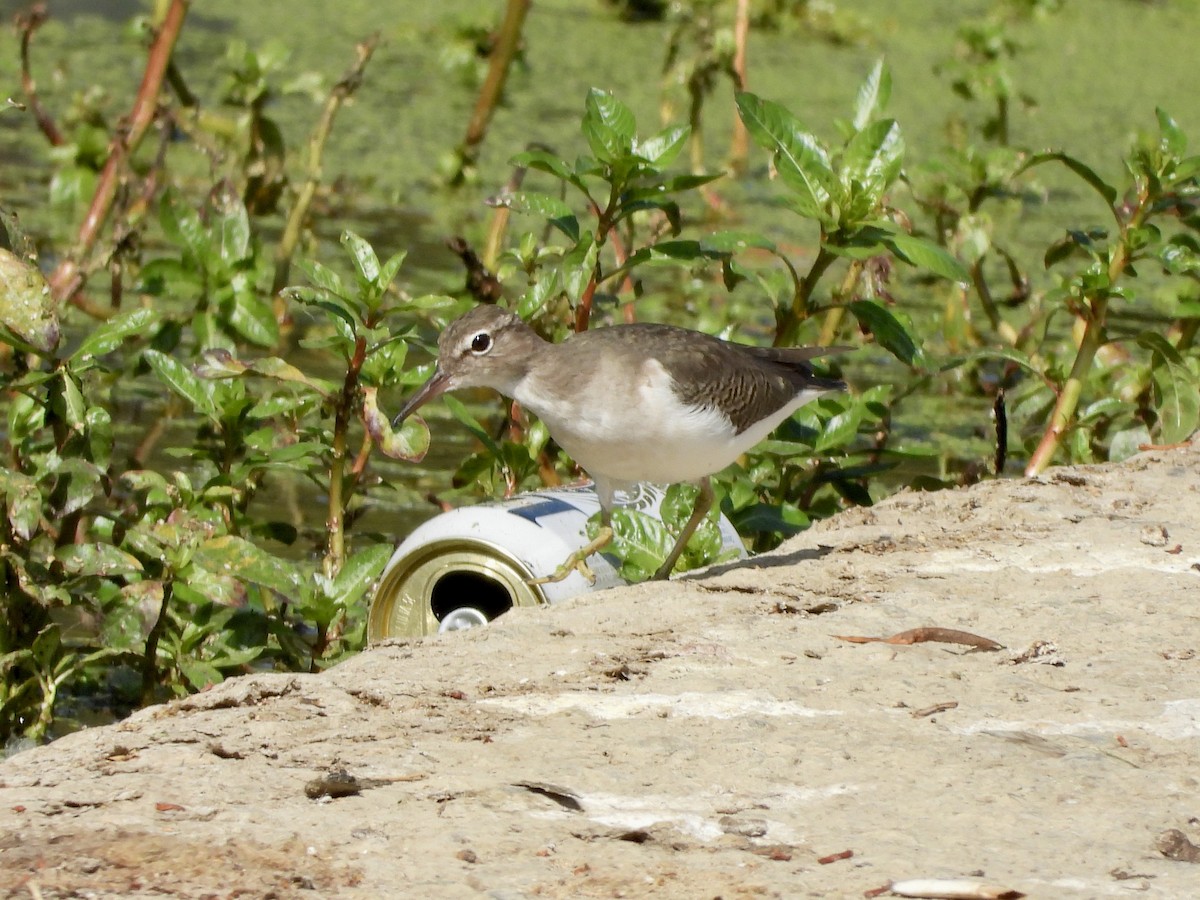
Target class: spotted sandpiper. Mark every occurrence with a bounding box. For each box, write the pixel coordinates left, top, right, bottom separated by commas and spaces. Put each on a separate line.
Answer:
393, 305, 847, 581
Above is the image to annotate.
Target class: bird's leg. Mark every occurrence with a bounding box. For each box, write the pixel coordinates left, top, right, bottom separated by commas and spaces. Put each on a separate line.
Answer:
653, 477, 714, 581
529, 506, 613, 586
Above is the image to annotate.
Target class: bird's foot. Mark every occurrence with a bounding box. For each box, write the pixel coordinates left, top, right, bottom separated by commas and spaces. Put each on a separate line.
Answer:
528, 526, 613, 587
529, 556, 598, 586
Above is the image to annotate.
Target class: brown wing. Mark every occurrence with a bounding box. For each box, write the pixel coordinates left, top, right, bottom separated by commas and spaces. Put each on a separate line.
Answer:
594, 324, 847, 434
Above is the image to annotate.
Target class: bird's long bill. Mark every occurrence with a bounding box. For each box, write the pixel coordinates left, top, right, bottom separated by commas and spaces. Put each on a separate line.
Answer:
391, 368, 451, 427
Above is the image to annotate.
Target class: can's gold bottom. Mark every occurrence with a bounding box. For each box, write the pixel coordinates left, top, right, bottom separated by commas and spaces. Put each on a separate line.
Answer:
367, 538, 547, 640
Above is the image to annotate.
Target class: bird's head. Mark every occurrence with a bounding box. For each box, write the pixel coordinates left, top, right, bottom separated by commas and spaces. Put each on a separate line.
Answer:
392, 305, 542, 425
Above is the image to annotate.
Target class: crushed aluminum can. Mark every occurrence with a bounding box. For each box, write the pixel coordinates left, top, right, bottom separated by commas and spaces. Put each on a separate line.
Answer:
367, 483, 745, 640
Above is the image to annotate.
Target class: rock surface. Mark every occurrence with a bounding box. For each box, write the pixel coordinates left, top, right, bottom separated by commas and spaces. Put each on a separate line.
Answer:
2, 442, 1199, 898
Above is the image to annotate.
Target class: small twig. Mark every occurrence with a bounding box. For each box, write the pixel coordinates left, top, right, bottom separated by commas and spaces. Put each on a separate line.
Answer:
833, 627, 1003, 652
272, 33, 380, 303
887, 878, 1025, 899
446, 236, 503, 304
970, 257, 1019, 346
141, 582, 173, 705
817, 849, 853, 865
993, 388, 1007, 475
1138, 439, 1193, 452
15, 4, 64, 147
911, 701, 958, 718
164, 57, 197, 108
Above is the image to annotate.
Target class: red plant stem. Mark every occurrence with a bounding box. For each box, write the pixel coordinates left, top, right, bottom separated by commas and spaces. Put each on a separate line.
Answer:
574, 278, 599, 333
48, 0, 190, 306
573, 194, 616, 333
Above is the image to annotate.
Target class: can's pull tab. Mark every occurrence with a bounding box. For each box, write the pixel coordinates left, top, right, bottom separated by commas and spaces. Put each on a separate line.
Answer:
437, 607, 490, 633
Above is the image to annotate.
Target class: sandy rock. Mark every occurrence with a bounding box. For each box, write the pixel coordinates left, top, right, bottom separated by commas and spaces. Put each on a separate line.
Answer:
2, 442, 1198, 897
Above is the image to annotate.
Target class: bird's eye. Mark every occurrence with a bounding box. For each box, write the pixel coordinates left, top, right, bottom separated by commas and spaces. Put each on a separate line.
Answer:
470, 332, 492, 353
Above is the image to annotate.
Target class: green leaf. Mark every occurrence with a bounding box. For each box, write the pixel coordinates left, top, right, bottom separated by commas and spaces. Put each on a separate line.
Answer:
192, 347, 248, 379
516, 269, 561, 319
53, 457, 102, 518
73, 308, 158, 360
730, 502, 807, 538
215, 200, 251, 265
378, 249, 408, 293
625, 172, 723, 198
56, 543, 143, 579
606, 508, 672, 582
0, 248, 58, 354
195, 349, 336, 398
635, 124, 689, 167
363, 386, 431, 461
341, 230, 381, 284
1156, 107, 1186, 159
1174, 155, 1200, 181
138, 257, 201, 298
159, 191, 209, 263
144, 349, 216, 419
292, 258, 348, 299
1138, 332, 1200, 444
736, 92, 833, 219
939, 347, 1040, 376
1159, 239, 1200, 276
250, 358, 336, 395
293, 289, 362, 339
1109, 425, 1151, 462
813, 407, 861, 454
107, 582, 162, 645
701, 230, 778, 254
443, 395, 503, 458
754, 438, 816, 457
119, 469, 172, 499
660, 482, 702, 528
841, 118, 904, 200
509, 149, 589, 195
562, 233, 599, 306
879, 228, 970, 282
0, 470, 41, 541
329, 544, 393, 606
180, 660, 225, 691
848, 300, 927, 368
621, 239, 729, 269
1043, 231, 1095, 269
491, 191, 580, 242
227, 291, 279, 347
852, 60, 891, 131
58, 369, 87, 430
192, 534, 303, 595
1021, 151, 1118, 210
582, 88, 637, 163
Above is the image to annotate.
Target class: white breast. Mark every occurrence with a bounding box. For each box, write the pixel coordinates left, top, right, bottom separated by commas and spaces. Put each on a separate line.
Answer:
513, 359, 825, 486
